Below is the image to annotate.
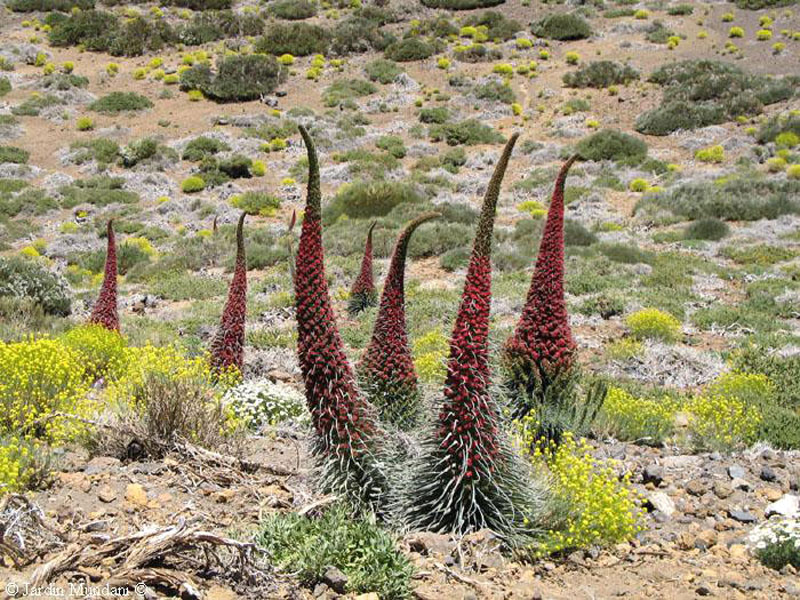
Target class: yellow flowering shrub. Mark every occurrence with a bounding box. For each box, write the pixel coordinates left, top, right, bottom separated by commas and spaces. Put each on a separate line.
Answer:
597, 387, 679, 444
412, 330, 449, 385
0, 338, 94, 444
60, 324, 128, 382
519, 427, 644, 555
0, 435, 48, 493
626, 308, 681, 342
686, 372, 764, 451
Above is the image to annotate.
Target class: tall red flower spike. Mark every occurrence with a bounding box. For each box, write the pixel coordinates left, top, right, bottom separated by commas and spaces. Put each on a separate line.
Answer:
209, 212, 248, 374
88, 219, 119, 332
359, 212, 439, 429
503, 156, 578, 400
347, 222, 378, 315
403, 133, 546, 536
294, 125, 385, 510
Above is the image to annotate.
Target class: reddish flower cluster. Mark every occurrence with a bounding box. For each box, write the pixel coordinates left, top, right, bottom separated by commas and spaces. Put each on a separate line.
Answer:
294, 125, 384, 507
404, 134, 521, 534
503, 156, 578, 384
359, 212, 439, 428
209, 212, 248, 374
435, 133, 519, 481
88, 220, 120, 332
347, 222, 378, 315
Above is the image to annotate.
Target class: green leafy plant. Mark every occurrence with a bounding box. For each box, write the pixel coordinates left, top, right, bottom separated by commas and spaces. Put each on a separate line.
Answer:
257, 506, 413, 600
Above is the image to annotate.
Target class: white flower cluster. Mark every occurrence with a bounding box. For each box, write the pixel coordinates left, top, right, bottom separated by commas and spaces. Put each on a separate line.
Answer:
224, 378, 309, 430
747, 518, 800, 570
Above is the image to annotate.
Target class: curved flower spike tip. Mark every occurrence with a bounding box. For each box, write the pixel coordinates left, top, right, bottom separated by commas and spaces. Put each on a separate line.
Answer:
503, 155, 579, 409
294, 125, 386, 511
359, 212, 440, 429
210, 212, 248, 374
401, 133, 553, 537
89, 219, 120, 332
348, 221, 378, 316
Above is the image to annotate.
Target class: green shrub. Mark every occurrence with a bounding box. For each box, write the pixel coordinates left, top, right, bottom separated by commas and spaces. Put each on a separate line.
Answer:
385, 37, 436, 62
180, 54, 285, 102
330, 13, 397, 56
257, 505, 413, 600
735, 0, 795, 8
182, 136, 230, 161
48, 10, 118, 51
636, 60, 796, 135
684, 218, 730, 241
645, 20, 676, 44
463, 10, 521, 40
322, 78, 377, 107
757, 114, 800, 144
177, 11, 265, 46
532, 13, 592, 40
59, 177, 139, 207
89, 92, 153, 113
474, 80, 516, 104
667, 3, 694, 15
0, 146, 30, 165
376, 135, 407, 158
365, 59, 402, 84
418, 107, 450, 124
598, 243, 653, 265
9, 0, 94, 10
0, 78, 11, 97
575, 129, 648, 164
564, 219, 598, 246
429, 119, 505, 146
421, 0, 504, 7
636, 177, 800, 221
11, 94, 64, 117
181, 176, 205, 193
269, 0, 317, 20
324, 180, 423, 223
0, 256, 71, 316
626, 308, 681, 342
69, 138, 119, 165
231, 191, 281, 216
255, 22, 329, 56
563, 61, 639, 88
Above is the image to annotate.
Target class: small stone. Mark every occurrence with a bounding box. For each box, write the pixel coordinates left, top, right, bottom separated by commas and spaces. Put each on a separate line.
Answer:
763, 487, 783, 502
214, 489, 236, 504
713, 481, 733, 499
97, 485, 117, 503
354, 594, 380, 600
728, 544, 748, 560
125, 483, 148, 507
696, 583, 714, 596
728, 465, 747, 480
322, 566, 347, 594
765, 494, 800, 518
694, 530, 717, 550
405, 532, 454, 556
686, 479, 708, 496
728, 509, 757, 524
731, 478, 750, 491
760, 466, 777, 482
642, 464, 664, 486
646, 491, 676, 517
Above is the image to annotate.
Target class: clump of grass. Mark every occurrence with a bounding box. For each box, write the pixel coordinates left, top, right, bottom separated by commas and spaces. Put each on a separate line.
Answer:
89, 92, 153, 113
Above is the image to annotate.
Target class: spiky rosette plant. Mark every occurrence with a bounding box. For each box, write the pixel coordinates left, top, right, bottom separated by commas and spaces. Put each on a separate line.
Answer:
294, 125, 386, 511
209, 212, 248, 374
347, 222, 378, 316
88, 220, 119, 332
502, 156, 604, 441
400, 134, 551, 538
358, 212, 440, 430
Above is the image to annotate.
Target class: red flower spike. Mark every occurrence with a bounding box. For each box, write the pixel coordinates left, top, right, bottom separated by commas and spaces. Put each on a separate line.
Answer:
503, 155, 578, 384
209, 212, 248, 374
403, 134, 535, 536
294, 125, 385, 510
359, 212, 440, 429
347, 221, 378, 316
88, 219, 119, 332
